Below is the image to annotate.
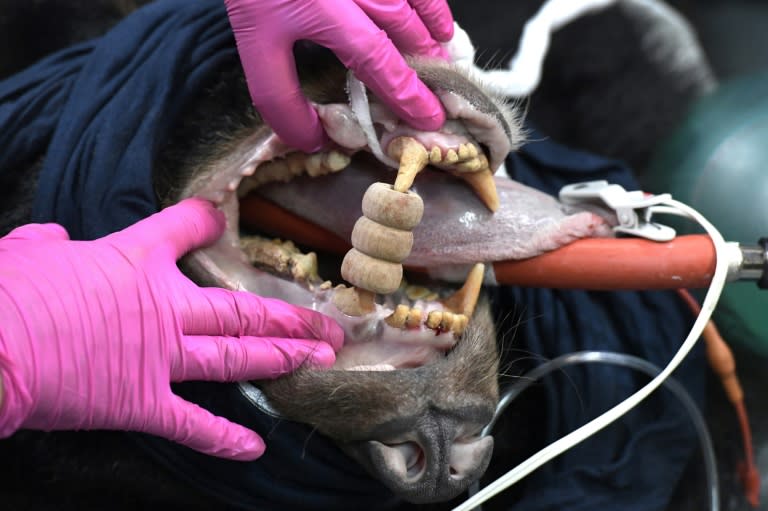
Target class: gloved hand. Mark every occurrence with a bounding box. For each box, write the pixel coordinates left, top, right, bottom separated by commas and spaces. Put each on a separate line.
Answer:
224, 0, 454, 152
0, 198, 343, 461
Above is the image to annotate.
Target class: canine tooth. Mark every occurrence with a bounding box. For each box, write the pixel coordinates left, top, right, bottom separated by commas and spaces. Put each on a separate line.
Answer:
426, 310, 443, 329
442, 263, 484, 317
458, 169, 499, 212
429, 146, 442, 164
406, 308, 423, 328
331, 285, 376, 316
387, 137, 428, 192
444, 149, 459, 165
326, 151, 350, 172
385, 304, 409, 328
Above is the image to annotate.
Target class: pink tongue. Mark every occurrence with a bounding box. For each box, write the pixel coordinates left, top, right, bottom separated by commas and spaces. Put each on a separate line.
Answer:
256, 157, 614, 266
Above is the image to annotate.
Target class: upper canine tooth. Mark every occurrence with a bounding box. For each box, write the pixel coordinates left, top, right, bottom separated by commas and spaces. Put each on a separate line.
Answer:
457, 168, 499, 212
387, 136, 429, 192
441, 263, 484, 318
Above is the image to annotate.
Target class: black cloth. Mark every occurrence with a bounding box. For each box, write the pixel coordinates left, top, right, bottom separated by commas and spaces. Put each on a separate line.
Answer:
0, 1, 703, 509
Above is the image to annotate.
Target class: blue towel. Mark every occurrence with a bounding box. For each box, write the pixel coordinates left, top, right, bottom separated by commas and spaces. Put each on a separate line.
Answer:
0, 1, 703, 510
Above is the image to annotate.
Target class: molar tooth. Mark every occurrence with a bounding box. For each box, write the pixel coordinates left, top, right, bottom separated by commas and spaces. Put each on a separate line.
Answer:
387, 136, 429, 192
385, 304, 409, 328
458, 144, 471, 160
305, 153, 326, 177
441, 263, 484, 317
406, 308, 423, 328
429, 146, 442, 165
444, 149, 459, 165
439, 311, 455, 331
426, 310, 443, 329
286, 153, 307, 174
466, 143, 479, 158
452, 314, 468, 336
326, 150, 351, 172
405, 285, 432, 301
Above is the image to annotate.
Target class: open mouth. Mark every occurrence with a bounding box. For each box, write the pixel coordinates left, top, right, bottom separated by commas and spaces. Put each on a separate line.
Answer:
172, 61, 611, 374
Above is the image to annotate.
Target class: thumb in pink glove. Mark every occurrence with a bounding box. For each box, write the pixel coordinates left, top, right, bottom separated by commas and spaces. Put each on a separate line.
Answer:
224, 0, 455, 152
0, 198, 343, 461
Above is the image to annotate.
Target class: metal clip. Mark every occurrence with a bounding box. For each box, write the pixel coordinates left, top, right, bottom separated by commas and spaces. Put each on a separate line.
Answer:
559, 180, 676, 242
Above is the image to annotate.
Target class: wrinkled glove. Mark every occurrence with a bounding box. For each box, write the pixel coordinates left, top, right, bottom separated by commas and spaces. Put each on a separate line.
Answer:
0, 198, 343, 461
224, 0, 454, 152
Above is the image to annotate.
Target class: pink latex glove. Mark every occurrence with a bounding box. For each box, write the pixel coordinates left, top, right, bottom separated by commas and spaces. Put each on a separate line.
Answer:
0, 198, 343, 461
224, 0, 455, 152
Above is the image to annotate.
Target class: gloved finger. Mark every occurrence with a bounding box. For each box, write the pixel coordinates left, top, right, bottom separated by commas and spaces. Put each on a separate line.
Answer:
2, 223, 70, 242
172, 335, 336, 382
312, 9, 445, 132
104, 198, 225, 260
243, 44, 326, 153
157, 395, 266, 461
180, 287, 344, 352
355, 0, 445, 58
409, 0, 454, 42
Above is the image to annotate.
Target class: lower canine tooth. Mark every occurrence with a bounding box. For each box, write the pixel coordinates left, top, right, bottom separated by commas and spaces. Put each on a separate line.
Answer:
442, 263, 484, 317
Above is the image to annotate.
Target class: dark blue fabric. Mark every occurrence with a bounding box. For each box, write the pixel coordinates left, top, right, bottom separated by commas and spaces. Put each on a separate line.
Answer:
0, 0, 703, 509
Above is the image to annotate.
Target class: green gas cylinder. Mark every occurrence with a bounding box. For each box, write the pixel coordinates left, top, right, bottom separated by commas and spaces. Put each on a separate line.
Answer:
643, 71, 768, 354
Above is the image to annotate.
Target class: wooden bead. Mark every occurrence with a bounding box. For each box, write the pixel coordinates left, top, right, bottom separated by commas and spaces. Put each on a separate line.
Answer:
361, 182, 424, 231
341, 248, 403, 295
351, 216, 413, 263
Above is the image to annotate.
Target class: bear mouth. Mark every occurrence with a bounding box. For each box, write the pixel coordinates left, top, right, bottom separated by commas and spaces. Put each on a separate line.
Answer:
171, 67, 611, 373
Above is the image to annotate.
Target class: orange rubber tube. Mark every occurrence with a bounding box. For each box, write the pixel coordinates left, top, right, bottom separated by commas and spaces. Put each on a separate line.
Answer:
240, 196, 718, 290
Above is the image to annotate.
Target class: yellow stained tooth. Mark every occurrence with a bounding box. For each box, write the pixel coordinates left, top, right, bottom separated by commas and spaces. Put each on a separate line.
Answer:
442, 263, 484, 317
466, 143, 479, 158
452, 314, 468, 335
458, 168, 499, 212
444, 149, 459, 165
454, 157, 484, 173
325, 151, 350, 172
429, 146, 442, 164
405, 285, 431, 301
458, 144, 471, 160
406, 308, 423, 328
426, 310, 443, 329
439, 311, 455, 331
385, 304, 409, 328
388, 137, 428, 192
286, 153, 307, 174
305, 153, 326, 176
